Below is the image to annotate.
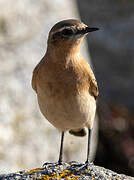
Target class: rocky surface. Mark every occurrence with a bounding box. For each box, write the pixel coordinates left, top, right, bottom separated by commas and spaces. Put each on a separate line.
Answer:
0, 162, 133, 180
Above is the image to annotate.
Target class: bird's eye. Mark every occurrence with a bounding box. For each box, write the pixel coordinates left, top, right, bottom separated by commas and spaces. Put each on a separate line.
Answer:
61, 29, 74, 36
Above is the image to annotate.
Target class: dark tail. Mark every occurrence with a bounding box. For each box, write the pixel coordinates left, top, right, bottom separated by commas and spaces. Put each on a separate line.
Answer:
69, 128, 86, 137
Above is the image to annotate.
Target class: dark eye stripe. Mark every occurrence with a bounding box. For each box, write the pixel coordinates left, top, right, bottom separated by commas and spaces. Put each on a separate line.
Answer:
62, 29, 74, 36
52, 28, 74, 40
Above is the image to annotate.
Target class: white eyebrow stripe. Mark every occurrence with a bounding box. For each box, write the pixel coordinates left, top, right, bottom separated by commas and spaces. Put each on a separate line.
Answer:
50, 24, 87, 36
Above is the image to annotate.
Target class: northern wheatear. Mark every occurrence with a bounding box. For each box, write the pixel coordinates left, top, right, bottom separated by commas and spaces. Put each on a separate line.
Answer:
32, 19, 99, 166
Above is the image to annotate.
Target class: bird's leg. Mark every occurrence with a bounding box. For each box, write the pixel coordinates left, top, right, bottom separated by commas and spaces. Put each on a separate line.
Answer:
85, 128, 91, 168
58, 131, 64, 164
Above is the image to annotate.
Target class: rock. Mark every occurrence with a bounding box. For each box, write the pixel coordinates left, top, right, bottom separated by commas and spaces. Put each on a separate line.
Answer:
0, 162, 133, 180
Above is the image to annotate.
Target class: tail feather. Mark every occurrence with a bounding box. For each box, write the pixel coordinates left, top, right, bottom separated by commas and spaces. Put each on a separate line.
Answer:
69, 128, 86, 137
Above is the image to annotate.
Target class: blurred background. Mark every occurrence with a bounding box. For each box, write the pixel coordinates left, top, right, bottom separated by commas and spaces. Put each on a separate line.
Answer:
0, 0, 134, 177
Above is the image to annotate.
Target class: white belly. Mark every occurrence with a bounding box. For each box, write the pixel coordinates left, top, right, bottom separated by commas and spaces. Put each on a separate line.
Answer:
37, 89, 96, 131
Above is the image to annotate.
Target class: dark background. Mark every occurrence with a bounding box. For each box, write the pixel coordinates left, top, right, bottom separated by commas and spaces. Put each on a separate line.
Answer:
77, 0, 134, 176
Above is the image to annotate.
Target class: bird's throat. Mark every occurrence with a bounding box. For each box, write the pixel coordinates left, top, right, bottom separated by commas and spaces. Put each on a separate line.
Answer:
46, 41, 82, 64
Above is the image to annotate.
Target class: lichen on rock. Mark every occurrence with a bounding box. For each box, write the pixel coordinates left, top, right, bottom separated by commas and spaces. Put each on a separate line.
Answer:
0, 162, 133, 180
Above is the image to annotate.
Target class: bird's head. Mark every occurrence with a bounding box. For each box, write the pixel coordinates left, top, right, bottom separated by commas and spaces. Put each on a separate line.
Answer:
47, 19, 99, 55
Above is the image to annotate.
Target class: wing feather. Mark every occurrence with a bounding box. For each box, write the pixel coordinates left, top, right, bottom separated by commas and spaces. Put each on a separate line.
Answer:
89, 68, 99, 99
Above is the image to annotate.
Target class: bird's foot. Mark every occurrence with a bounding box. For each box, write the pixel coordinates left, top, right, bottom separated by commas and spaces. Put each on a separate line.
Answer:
57, 160, 64, 165
76, 160, 93, 170
42, 161, 65, 167
84, 160, 93, 169
42, 162, 53, 167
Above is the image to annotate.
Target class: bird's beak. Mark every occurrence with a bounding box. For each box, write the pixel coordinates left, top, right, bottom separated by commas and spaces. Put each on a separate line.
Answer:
76, 26, 99, 35
85, 27, 99, 33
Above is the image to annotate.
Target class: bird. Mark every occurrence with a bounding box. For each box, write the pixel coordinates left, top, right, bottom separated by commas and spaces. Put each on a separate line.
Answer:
32, 19, 99, 166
